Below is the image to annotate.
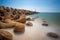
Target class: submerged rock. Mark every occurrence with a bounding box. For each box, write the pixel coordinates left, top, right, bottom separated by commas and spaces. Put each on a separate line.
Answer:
42, 23, 48, 26
47, 32, 59, 38
0, 30, 12, 40
43, 21, 47, 22
14, 22, 25, 33
26, 22, 33, 26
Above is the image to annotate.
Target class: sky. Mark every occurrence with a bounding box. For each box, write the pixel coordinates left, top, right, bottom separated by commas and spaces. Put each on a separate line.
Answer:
0, 0, 60, 12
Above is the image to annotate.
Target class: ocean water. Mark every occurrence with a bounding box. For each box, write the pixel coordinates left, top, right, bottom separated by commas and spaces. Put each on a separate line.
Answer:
27, 12, 60, 26
25, 12, 60, 40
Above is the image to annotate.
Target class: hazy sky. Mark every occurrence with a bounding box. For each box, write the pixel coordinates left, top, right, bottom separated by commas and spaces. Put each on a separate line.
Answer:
0, 0, 60, 12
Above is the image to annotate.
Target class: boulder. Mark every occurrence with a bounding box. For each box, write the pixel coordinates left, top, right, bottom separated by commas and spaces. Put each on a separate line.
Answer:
47, 32, 59, 38
5, 19, 16, 27
26, 18, 32, 21
26, 22, 33, 26
14, 22, 25, 33
0, 30, 12, 40
0, 21, 8, 29
0, 20, 15, 29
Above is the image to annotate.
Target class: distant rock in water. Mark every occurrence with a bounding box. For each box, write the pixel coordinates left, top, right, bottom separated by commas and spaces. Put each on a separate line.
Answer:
43, 21, 47, 22
42, 23, 48, 26
42, 20, 48, 26
26, 17, 32, 21
47, 32, 59, 38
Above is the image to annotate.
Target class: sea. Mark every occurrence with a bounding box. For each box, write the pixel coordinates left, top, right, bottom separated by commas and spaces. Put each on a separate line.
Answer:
27, 12, 60, 26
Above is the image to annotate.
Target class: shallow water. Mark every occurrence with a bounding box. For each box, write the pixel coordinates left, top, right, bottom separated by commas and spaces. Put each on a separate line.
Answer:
0, 12, 60, 40
27, 12, 60, 26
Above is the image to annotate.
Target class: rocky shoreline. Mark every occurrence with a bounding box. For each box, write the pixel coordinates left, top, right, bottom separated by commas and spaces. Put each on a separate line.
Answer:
0, 6, 34, 40
0, 6, 39, 21
0, 6, 38, 15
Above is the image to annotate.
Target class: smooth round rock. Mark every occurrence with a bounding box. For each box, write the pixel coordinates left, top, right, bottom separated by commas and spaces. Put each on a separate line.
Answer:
14, 22, 25, 33
47, 32, 59, 38
26, 22, 33, 26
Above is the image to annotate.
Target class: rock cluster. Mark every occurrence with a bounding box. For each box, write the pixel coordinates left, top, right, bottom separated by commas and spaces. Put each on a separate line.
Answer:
0, 6, 33, 28
0, 6, 37, 21
0, 6, 34, 40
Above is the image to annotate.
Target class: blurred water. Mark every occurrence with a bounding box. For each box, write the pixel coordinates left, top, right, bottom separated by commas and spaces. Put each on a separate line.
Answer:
28, 12, 60, 26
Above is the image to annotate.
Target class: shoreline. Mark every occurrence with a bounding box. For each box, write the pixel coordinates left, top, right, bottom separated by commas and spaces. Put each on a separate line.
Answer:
1, 17, 60, 40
